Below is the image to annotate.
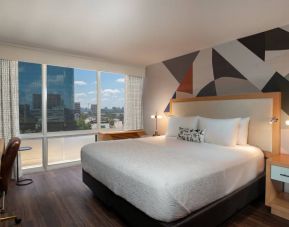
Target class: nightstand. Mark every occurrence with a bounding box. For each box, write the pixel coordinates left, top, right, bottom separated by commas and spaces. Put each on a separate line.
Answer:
266, 154, 289, 220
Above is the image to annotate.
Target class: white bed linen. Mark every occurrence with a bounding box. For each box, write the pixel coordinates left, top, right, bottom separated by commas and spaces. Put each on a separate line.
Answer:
81, 136, 264, 222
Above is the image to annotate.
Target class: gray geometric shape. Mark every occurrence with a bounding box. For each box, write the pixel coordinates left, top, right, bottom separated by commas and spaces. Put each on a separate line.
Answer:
262, 72, 289, 115
193, 48, 215, 96
238, 32, 266, 60
163, 51, 199, 83
214, 40, 275, 90
212, 49, 246, 80
197, 81, 217, 97
215, 77, 259, 96
265, 28, 289, 51
265, 49, 289, 77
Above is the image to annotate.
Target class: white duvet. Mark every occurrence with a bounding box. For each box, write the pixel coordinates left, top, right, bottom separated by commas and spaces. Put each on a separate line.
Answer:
81, 136, 264, 222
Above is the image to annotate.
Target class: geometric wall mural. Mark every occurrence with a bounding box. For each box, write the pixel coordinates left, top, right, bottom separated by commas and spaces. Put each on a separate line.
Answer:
162, 24, 289, 114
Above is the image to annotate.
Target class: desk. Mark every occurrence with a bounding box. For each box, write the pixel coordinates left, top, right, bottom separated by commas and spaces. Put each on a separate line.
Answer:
97, 130, 145, 141
17, 147, 33, 186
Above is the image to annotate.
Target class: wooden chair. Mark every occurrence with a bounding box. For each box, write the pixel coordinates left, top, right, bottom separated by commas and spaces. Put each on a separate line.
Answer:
0, 137, 21, 224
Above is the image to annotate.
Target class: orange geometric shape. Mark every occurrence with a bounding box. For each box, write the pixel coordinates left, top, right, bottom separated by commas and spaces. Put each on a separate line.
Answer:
177, 65, 193, 94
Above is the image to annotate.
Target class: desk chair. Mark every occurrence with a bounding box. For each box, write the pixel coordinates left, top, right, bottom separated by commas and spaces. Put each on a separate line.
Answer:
0, 137, 21, 224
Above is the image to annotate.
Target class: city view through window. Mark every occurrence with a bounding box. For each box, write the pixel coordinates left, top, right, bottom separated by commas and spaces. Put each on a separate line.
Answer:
19, 62, 42, 133
18, 61, 126, 168
99, 71, 125, 130
19, 62, 125, 134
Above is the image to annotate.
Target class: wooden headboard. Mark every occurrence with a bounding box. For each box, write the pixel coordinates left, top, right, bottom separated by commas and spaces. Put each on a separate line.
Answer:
169, 92, 281, 158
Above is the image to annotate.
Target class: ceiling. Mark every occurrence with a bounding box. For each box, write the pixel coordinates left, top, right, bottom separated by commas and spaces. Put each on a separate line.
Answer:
1, 0, 289, 66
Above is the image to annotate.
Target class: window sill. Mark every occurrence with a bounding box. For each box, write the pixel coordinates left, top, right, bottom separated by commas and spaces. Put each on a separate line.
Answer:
18, 128, 136, 140
19, 130, 97, 140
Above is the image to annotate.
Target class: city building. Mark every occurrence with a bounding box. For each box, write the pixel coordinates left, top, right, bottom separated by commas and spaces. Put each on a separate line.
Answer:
74, 102, 81, 115
19, 63, 75, 132
91, 104, 97, 114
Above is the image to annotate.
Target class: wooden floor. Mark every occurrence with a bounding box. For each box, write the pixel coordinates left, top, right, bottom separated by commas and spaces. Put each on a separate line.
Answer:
2, 166, 289, 227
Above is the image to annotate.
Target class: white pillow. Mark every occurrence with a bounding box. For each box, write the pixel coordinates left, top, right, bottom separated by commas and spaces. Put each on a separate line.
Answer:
198, 117, 240, 146
166, 116, 198, 137
237, 117, 250, 145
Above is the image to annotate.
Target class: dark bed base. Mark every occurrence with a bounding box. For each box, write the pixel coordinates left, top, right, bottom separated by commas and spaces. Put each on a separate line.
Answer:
83, 170, 265, 227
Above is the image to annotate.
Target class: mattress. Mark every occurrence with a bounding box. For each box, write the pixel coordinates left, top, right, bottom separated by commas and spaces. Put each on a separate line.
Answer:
81, 136, 264, 222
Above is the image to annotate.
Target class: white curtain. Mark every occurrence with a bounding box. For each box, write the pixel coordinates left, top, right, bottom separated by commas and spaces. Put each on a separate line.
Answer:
0, 59, 21, 177
124, 75, 144, 130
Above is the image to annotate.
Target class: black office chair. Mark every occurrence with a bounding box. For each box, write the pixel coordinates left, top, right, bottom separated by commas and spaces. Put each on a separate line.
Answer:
0, 137, 21, 224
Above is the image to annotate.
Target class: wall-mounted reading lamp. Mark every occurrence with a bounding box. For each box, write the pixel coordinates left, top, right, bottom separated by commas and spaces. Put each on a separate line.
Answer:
269, 117, 279, 124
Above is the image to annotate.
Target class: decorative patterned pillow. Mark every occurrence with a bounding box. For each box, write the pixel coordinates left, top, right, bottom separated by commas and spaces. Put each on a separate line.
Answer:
177, 127, 205, 143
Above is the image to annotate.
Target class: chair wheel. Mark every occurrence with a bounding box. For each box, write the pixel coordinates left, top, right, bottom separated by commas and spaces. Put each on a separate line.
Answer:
15, 218, 21, 224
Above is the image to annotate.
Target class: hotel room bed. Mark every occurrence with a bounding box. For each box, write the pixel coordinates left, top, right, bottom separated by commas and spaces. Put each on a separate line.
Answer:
81, 92, 281, 226
81, 136, 264, 224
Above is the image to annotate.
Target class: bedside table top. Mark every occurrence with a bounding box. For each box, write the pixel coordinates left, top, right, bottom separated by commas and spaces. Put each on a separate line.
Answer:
270, 154, 289, 168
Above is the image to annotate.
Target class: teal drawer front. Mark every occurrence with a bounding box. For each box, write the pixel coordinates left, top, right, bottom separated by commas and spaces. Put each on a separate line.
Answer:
271, 165, 289, 183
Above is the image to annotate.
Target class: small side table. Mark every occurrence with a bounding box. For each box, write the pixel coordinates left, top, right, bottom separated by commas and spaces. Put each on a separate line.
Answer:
266, 154, 289, 220
17, 146, 33, 186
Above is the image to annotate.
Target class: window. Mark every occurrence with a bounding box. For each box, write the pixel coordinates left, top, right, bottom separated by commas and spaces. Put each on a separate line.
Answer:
18, 62, 42, 134
74, 68, 98, 131
100, 72, 125, 130
47, 66, 74, 132
18, 61, 130, 170
46, 66, 97, 132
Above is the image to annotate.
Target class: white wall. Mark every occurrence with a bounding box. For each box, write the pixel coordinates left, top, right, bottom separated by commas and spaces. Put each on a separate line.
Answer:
0, 42, 145, 76
143, 63, 178, 135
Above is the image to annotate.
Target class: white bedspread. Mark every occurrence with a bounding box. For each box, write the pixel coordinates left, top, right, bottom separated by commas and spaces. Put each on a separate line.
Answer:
81, 136, 264, 222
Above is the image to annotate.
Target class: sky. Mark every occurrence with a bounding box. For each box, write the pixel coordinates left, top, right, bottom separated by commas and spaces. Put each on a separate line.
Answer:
74, 69, 125, 108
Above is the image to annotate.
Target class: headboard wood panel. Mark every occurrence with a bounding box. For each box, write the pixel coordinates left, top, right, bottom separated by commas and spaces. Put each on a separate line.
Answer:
169, 92, 281, 158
